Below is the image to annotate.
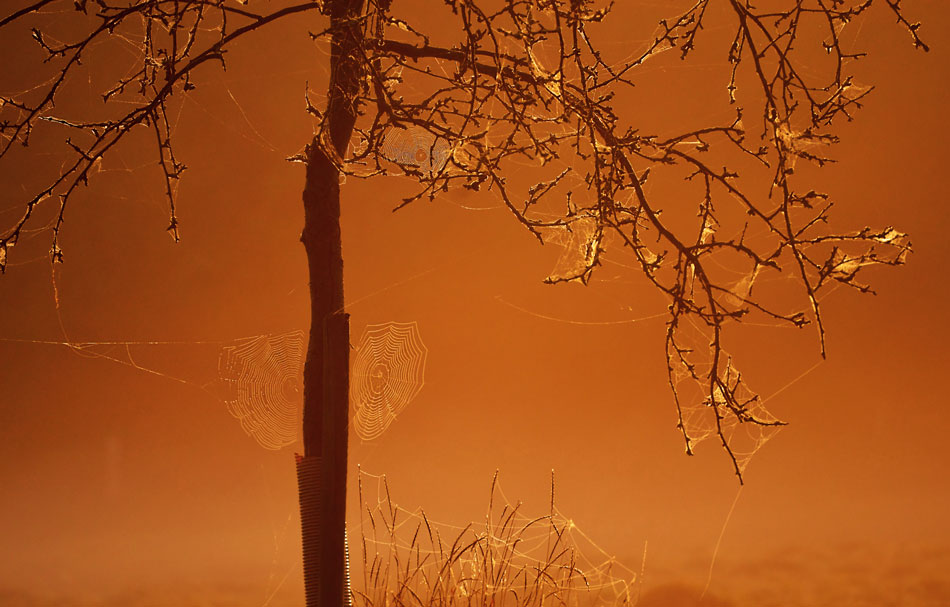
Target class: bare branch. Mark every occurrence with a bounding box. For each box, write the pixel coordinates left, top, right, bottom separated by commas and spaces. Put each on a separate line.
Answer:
0, 0, 927, 479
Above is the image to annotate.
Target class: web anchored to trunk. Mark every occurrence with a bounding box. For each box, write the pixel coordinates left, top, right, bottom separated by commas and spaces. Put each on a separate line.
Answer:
215, 322, 428, 447
218, 330, 306, 450
351, 321, 428, 441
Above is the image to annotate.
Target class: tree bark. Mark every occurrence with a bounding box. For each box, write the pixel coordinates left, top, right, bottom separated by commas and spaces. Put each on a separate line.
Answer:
298, 1, 365, 606
298, 142, 349, 607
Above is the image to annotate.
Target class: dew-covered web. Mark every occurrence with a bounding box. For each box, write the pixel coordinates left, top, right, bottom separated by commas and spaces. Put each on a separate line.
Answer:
352, 468, 641, 607
1, 315, 432, 452
351, 321, 428, 441
379, 125, 451, 176
2, 1, 877, 593
218, 330, 306, 451
667, 318, 783, 476
0, 330, 310, 449
539, 214, 603, 285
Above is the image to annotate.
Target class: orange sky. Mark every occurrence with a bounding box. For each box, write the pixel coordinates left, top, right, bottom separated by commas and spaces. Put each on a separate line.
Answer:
0, 2, 948, 605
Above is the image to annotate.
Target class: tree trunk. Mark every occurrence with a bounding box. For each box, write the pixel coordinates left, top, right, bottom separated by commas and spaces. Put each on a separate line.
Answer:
297, 142, 349, 607
297, 1, 365, 607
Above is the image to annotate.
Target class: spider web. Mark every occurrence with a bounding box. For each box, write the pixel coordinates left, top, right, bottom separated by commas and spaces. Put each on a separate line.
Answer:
218, 330, 306, 450
351, 321, 428, 441
668, 320, 782, 476
353, 468, 640, 607
9, 320, 429, 451
380, 126, 451, 175
541, 215, 603, 284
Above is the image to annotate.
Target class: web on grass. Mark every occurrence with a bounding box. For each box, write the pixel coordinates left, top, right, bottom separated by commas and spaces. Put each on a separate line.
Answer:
352, 468, 640, 607
351, 322, 428, 441
218, 330, 306, 450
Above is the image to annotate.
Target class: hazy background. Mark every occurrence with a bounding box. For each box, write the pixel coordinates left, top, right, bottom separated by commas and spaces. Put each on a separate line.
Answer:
1, 1, 948, 605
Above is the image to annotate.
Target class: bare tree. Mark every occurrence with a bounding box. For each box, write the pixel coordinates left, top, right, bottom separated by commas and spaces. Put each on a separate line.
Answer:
0, 1, 927, 605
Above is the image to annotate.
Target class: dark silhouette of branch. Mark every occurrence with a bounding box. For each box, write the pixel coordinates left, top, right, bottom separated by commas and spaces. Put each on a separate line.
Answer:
0, 0, 926, 481
0, 0, 58, 29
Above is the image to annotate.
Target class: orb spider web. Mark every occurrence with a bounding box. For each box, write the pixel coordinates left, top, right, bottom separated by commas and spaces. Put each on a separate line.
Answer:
380, 126, 450, 175
351, 322, 428, 441
218, 330, 305, 450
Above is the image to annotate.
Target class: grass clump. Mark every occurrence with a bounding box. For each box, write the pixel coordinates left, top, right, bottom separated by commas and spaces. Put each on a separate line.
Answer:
353, 470, 637, 607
